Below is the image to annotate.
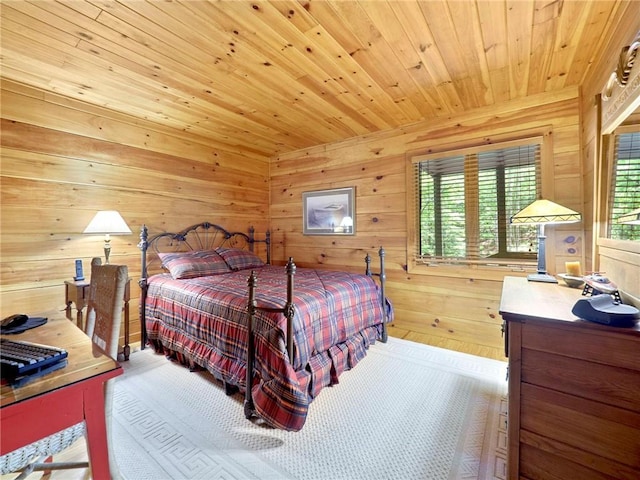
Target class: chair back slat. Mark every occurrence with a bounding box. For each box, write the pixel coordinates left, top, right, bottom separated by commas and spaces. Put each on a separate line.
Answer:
85, 258, 128, 360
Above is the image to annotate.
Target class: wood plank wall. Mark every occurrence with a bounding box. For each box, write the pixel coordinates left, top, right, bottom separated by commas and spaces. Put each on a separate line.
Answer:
2, 4, 637, 360
580, 10, 640, 303
0, 80, 271, 348
270, 87, 584, 358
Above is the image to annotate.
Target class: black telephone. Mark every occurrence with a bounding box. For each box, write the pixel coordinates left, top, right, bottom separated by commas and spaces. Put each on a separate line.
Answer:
572, 295, 640, 327
74, 259, 85, 281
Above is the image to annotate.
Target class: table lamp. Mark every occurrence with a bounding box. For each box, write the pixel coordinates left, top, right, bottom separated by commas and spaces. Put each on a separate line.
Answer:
510, 198, 581, 283
83, 210, 132, 264
339, 216, 353, 233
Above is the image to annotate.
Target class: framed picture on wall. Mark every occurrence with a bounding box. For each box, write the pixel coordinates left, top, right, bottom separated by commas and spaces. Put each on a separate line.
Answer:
303, 187, 355, 235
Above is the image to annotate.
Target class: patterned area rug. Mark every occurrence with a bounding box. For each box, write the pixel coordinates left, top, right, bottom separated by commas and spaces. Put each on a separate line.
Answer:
112, 337, 508, 480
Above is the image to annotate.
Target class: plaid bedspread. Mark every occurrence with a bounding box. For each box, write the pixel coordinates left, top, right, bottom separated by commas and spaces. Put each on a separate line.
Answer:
145, 265, 392, 431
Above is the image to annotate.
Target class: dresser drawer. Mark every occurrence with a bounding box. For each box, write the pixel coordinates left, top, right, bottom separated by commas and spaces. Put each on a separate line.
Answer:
519, 441, 639, 480
521, 321, 639, 371
521, 348, 640, 412
520, 384, 640, 476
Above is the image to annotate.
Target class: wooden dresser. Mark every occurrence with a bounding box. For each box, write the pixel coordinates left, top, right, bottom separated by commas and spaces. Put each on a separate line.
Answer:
499, 276, 640, 480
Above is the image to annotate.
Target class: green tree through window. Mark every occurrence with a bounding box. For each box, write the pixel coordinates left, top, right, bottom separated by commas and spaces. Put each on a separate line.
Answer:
416, 142, 540, 265
608, 131, 640, 241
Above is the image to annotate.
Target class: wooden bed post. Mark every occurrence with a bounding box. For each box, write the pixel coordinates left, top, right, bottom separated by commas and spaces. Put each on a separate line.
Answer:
138, 225, 149, 349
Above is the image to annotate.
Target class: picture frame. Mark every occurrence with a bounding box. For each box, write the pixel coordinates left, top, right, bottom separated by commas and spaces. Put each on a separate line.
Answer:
303, 187, 355, 235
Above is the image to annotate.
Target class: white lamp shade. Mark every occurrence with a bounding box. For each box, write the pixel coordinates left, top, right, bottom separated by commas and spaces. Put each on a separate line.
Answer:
510, 199, 581, 225
340, 216, 353, 227
83, 210, 132, 235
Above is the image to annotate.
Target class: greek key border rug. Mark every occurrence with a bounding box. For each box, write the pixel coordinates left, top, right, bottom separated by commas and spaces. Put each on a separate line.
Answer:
112, 337, 508, 480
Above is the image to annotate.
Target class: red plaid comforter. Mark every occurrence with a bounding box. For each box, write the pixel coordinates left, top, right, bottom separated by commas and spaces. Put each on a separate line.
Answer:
145, 265, 392, 431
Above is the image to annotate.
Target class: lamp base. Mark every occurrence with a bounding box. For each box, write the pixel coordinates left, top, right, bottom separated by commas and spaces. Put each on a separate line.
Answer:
527, 273, 558, 283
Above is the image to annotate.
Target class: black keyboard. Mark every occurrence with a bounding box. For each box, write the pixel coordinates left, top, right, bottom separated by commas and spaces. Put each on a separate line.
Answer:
1, 338, 68, 384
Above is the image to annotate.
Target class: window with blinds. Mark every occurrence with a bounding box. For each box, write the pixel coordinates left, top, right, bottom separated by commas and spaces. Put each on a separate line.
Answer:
608, 131, 640, 240
414, 141, 541, 266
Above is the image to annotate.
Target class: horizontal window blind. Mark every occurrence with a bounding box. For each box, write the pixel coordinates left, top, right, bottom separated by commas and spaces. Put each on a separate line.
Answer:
608, 131, 640, 240
415, 142, 540, 266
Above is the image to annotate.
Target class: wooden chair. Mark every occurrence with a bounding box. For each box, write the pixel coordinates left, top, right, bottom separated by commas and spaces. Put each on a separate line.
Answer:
0, 258, 128, 479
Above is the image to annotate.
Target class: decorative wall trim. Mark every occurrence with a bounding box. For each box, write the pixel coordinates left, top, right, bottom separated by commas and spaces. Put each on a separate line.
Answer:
601, 30, 640, 133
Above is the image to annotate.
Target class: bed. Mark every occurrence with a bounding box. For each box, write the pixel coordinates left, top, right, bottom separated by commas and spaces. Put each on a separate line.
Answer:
138, 221, 392, 431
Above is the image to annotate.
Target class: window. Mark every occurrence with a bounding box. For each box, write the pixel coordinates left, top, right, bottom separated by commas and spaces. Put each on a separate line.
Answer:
412, 139, 541, 267
608, 130, 640, 241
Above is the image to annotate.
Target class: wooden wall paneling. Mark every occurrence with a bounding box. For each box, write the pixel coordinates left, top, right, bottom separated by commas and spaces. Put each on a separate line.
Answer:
388, 275, 503, 341
0, 81, 272, 165
1, 86, 271, 353
269, 229, 406, 252
271, 246, 406, 273
2, 1, 635, 363
580, 4, 640, 293
271, 88, 582, 357
1, 119, 270, 183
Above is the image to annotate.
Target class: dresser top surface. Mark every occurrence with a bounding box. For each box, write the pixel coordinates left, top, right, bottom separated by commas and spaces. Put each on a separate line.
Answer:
499, 276, 640, 335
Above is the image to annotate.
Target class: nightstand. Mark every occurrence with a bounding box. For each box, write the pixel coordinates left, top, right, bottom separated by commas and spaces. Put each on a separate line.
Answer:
65, 277, 131, 360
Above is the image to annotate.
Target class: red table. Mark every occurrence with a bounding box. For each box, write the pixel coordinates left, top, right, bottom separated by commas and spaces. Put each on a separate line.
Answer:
1, 313, 122, 479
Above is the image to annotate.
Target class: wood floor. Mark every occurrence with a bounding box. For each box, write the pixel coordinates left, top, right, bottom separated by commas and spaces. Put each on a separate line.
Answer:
389, 326, 507, 362
1, 334, 506, 480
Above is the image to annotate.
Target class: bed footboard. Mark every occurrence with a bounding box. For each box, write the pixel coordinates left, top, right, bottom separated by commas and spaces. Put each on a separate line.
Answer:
243, 248, 388, 421
245, 258, 296, 419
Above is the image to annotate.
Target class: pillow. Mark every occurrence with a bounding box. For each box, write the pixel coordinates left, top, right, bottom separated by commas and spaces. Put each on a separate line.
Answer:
158, 250, 230, 279
215, 247, 265, 271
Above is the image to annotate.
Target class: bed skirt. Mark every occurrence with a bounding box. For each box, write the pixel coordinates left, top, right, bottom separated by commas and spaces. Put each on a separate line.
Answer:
146, 319, 386, 430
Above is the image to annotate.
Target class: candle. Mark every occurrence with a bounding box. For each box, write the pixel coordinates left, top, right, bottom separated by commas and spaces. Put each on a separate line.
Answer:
565, 261, 582, 277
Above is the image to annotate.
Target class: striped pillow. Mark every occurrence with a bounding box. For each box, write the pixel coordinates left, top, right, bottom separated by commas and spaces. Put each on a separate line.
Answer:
158, 250, 230, 279
215, 247, 264, 271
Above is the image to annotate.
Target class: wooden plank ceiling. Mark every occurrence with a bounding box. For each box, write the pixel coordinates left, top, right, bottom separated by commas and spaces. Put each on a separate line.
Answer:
0, 0, 626, 157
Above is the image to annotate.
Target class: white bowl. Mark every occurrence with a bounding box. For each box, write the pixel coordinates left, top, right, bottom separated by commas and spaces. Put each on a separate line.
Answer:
558, 273, 585, 288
